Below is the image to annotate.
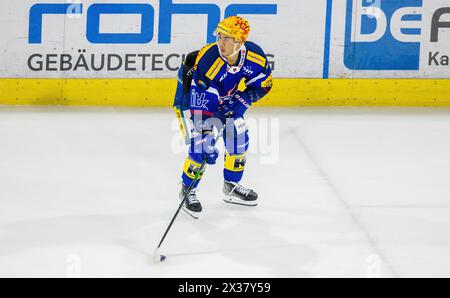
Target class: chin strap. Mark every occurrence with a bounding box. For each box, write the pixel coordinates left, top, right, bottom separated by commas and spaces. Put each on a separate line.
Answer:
218, 43, 247, 74
228, 43, 242, 58
219, 42, 242, 59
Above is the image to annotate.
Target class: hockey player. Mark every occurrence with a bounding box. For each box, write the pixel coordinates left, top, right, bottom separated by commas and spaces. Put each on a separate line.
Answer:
173, 16, 273, 218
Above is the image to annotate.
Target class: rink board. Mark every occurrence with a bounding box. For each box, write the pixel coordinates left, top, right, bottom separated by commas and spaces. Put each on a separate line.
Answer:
1, 0, 450, 106
1, 78, 449, 107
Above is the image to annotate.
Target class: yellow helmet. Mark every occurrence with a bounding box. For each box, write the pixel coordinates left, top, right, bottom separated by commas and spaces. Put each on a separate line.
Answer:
215, 16, 250, 43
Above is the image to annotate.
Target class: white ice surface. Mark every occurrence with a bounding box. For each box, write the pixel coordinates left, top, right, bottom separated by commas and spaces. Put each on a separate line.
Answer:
0, 106, 449, 278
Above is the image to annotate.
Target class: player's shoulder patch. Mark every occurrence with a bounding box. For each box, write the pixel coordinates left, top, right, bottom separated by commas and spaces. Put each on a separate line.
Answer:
206, 57, 225, 81
247, 51, 266, 68
245, 41, 267, 68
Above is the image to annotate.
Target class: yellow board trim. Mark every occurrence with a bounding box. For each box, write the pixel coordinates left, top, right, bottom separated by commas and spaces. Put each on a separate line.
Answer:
206, 58, 225, 81
1, 78, 450, 107
246, 51, 267, 68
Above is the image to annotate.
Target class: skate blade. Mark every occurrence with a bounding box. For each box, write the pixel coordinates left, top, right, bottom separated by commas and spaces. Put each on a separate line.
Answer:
181, 205, 200, 219
223, 195, 258, 207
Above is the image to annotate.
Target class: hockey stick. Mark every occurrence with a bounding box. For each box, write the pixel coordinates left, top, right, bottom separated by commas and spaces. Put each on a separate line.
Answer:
153, 124, 226, 263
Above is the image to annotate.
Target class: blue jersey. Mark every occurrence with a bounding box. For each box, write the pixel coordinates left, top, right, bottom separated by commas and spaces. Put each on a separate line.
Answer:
190, 41, 272, 117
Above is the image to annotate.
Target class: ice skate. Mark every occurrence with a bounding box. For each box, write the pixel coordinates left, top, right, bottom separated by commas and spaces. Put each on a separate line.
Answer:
223, 181, 258, 206
179, 183, 202, 219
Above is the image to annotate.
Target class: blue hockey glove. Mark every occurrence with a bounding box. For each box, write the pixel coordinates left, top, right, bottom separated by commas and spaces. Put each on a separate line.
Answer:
190, 133, 219, 165
218, 91, 252, 119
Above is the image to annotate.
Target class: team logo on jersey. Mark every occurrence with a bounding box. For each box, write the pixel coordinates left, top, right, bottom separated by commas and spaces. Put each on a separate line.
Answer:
191, 90, 209, 110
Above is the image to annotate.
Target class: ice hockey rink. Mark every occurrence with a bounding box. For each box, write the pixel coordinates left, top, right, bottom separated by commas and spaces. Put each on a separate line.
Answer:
0, 106, 449, 278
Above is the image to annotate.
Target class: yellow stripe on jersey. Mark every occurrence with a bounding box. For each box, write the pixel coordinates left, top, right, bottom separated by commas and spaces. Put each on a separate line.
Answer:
194, 42, 217, 69
246, 51, 267, 68
206, 58, 225, 81
2, 78, 450, 107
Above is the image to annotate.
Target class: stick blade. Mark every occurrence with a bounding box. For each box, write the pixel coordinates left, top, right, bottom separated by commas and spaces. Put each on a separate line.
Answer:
153, 253, 166, 264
